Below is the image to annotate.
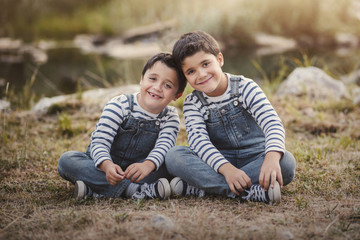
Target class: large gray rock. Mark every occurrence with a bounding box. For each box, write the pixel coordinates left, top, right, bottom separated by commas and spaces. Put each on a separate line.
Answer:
276, 67, 349, 101
353, 87, 360, 105
32, 84, 140, 115
341, 69, 360, 86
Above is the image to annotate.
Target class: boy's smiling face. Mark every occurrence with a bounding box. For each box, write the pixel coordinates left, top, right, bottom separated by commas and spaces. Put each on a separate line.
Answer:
138, 61, 179, 114
182, 51, 228, 97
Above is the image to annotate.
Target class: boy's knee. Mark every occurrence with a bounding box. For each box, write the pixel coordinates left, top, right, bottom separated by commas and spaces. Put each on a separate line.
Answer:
58, 151, 73, 173
281, 151, 296, 185
165, 146, 189, 169
58, 151, 83, 173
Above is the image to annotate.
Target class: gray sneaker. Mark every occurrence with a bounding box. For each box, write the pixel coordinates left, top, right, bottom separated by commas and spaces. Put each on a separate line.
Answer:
131, 178, 171, 200
170, 177, 205, 197
242, 182, 281, 204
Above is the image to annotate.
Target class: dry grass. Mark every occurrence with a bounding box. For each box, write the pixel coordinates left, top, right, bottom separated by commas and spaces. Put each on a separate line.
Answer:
1, 95, 360, 240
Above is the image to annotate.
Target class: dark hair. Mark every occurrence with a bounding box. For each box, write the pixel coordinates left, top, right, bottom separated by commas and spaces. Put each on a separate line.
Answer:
142, 52, 187, 94
172, 31, 221, 67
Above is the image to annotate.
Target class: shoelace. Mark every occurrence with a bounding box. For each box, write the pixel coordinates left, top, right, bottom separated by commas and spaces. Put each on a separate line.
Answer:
242, 184, 268, 202
132, 182, 157, 200
186, 184, 205, 197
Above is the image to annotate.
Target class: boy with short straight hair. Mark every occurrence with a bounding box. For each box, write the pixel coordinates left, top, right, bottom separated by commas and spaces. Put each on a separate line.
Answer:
58, 52, 187, 200
166, 31, 296, 204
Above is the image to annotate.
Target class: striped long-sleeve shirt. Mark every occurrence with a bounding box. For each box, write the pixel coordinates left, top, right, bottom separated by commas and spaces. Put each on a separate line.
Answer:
90, 93, 180, 170
183, 74, 285, 172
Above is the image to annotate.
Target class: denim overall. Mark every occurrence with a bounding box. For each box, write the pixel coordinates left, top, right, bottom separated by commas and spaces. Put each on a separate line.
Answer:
109, 94, 167, 165
165, 75, 296, 197
58, 94, 171, 197
194, 75, 266, 161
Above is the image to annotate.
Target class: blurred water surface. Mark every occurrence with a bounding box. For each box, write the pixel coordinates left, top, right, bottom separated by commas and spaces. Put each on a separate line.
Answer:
1, 45, 358, 100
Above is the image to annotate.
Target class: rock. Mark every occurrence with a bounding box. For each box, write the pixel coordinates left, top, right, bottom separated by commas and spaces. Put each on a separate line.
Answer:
32, 84, 140, 115
353, 87, 360, 105
341, 69, 360, 86
36, 40, 57, 50
81, 84, 140, 110
282, 230, 294, 240
32, 95, 69, 115
20, 45, 48, 64
0, 99, 10, 112
150, 214, 175, 231
74, 21, 174, 59
74, 34, 161, 59
276, 67, 349, 101
122, 20, 175, 43
0, 38, 22, 51
254, 33, 297, 55
0, 38, 48, 65
106, 41, 161, 59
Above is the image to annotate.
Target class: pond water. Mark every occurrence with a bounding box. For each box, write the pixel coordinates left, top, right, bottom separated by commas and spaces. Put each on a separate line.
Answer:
0, 45, 359, 101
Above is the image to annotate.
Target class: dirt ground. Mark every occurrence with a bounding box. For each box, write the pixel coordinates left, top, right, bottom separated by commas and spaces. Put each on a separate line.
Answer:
0, 96, 359, 240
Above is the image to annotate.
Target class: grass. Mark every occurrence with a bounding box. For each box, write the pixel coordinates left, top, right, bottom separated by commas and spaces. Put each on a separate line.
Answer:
1, 76, 360, 239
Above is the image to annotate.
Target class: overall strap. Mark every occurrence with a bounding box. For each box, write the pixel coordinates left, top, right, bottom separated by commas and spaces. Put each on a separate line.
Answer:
125, 94, 134, 112
157, 106, 169, 118
122, 94, 134, 125
230, 75, 241, 98
193, 90, 210, 106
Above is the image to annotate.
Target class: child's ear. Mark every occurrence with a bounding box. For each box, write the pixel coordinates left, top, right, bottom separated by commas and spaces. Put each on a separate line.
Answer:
174, 92, 183, 100
217, 52, 224, 67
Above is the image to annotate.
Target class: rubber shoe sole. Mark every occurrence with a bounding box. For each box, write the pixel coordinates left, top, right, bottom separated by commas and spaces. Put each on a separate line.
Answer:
170, 177, 184, 196
74, 180, 87, 200
157, 178, 171, 199
268, 181, 281, 203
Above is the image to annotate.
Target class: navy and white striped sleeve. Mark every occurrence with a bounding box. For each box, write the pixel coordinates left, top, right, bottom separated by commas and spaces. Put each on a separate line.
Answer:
241, 78, 285, 154
183, 94, 228, 172
90, 95, 128, 167
146, 106, 180, 170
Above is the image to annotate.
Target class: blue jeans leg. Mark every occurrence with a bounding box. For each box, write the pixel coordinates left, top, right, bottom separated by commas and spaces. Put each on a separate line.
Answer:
58, 151, 129, 197
58, 151, 172, 198
238, 151, 296, 185
165, 146, 236, 198
165, 146, 296, 197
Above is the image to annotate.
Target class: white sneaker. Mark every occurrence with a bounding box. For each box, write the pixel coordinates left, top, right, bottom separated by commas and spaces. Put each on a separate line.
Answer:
74, 180, 87, 200
131, 178, 171, 200
268, 181, 281, 203
242, 182, 281, 204
170, 177, 205, 197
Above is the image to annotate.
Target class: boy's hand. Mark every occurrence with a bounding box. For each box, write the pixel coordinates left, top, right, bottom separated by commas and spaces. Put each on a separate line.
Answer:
219, 163, 251, 195
125, 160, 156, 183
259, 151, 283, 191
99, 160, 125, 186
